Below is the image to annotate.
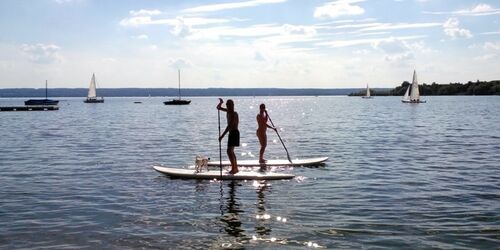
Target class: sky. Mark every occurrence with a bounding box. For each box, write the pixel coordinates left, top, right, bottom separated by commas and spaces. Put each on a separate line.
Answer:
0, 0, 498, 88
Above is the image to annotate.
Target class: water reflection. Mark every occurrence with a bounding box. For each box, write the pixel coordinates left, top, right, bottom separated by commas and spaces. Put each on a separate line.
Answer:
254, 180, 271, 236
220, 181, 246, 238
218, 180, 286, 248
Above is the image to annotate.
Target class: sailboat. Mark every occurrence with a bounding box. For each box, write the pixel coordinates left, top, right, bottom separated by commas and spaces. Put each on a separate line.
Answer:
25, 80, 59, 106
361, 84, 373, 99
402, 70, 426, 103
164, 69, 191, 105
84, 73, 104, 103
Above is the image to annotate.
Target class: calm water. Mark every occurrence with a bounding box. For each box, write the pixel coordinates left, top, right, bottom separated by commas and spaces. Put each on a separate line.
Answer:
0, 96, 499, 249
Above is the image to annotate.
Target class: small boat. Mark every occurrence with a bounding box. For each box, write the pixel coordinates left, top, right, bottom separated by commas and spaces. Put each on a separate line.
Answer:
84, 73, 104, 103
24, 80, 59, 106
164, 69, 191, 105
402, 70, 426, 103
361, 84, 373, 99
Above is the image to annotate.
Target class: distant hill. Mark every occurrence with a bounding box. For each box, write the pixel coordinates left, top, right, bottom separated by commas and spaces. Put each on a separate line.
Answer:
0, 88, 360, 97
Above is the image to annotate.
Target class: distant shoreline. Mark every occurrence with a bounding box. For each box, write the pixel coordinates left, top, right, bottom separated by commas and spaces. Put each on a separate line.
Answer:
349, 80, 500, 96
0, 88, 385, 98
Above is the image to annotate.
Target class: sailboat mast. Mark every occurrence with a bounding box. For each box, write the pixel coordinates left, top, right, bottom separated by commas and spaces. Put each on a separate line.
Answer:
178, 69, 181, 100
45, 80, 48, 99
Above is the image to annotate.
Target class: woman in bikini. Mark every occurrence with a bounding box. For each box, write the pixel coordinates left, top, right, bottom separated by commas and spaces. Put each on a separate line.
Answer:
256, 103, 276, 163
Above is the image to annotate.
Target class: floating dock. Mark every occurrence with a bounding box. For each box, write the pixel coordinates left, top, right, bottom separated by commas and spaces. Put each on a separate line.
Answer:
0, 106, 59, 112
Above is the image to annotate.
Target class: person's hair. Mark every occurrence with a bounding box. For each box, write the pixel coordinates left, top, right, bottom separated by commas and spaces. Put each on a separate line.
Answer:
227, 99, 234, 112
259, 103, 265, 110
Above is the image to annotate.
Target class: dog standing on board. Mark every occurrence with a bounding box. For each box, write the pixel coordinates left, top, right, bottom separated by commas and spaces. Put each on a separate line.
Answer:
195, 155, 209, 173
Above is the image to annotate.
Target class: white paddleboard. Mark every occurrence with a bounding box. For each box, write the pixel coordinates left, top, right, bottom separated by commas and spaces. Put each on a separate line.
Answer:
153, 166, 294, 180
207, 156, 328, 167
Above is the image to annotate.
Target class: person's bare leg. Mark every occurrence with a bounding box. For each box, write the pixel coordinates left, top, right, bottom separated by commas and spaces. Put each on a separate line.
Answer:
228, 147, 238, 174
257, 131, 267, 163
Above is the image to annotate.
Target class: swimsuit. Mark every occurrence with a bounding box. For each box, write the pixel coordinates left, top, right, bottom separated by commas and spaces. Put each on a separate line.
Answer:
228, 130, 240, 147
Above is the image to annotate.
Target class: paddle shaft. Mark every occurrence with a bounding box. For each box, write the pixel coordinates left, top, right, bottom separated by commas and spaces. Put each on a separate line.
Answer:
218, 109, 222, 178
266, 112, 292, 163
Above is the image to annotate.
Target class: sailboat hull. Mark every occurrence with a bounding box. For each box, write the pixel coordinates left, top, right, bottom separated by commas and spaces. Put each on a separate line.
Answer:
402, 100, 426, 103
84, 98, 104, 103
164, 100, 191, 105
25, 99, 59, 106
84, 97, 104, 103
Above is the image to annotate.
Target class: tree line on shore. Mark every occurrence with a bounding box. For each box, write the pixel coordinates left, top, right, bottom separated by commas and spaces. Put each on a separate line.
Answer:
349, 80, 500, 96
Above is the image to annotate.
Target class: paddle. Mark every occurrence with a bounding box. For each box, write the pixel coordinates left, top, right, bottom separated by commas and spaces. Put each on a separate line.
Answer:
217, 99, 223, 179
266, 111, 292, 163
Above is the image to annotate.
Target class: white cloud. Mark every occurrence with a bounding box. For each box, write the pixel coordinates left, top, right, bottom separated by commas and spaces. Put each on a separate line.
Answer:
120, 14, 230, 27
353, 49, 370, 55
21, 43, 62, 64
443, 18, 472, 39
133, 34, 149, 40
425, 3, 500, 16
355, 31, 390, 37
483, 42, 500, 51
321, 22, 381, 30
474, 54, 496, 61
171, 18, 193, 37
314, 0, 365, 19
316, 35, 425, 48
101, 57, 117, 63
385, 52, 414, 62
130, 9, 162, 16
282, 24, 316, 36
371, 38, 416, 63
169, 58, 193, 69
359, 22, 442, 31
373, 38, 409, 54
481, 30, 500, 35
183, 0, 286, 13
186, 24, 282, 40
254, 51, 268, 61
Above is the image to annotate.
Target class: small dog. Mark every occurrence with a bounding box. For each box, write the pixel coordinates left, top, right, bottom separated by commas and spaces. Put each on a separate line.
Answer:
195, 155, 210, 173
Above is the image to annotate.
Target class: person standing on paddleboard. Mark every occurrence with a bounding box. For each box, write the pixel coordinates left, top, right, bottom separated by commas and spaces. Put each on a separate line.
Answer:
256, 103, 277, 163
217, 98, 239, 174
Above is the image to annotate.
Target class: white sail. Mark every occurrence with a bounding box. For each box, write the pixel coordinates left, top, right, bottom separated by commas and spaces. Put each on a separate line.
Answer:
366, 84, 371, 97
410, 70, 420, 101
402, 85, 410, 102
87, 73, 97, 98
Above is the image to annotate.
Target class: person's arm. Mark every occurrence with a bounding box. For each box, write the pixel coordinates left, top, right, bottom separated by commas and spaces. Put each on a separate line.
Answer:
219, 112, 233, 141
264, 111, 277, 130
219, 126, 229, 141
217, 98, 228, 112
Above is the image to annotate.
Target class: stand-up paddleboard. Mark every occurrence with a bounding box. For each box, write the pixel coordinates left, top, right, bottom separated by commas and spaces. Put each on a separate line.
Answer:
207, 156, 328, 167
153, 166, 295, 180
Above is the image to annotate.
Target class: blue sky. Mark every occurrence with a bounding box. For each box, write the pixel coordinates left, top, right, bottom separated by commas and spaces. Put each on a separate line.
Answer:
0, 0, 498, 88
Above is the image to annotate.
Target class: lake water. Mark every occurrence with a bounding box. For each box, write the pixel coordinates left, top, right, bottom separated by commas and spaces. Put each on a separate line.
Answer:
0, 96, 499, 249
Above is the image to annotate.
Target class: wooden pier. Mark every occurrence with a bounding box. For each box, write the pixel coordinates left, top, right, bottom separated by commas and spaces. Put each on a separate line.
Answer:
0, 106, 59, 112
